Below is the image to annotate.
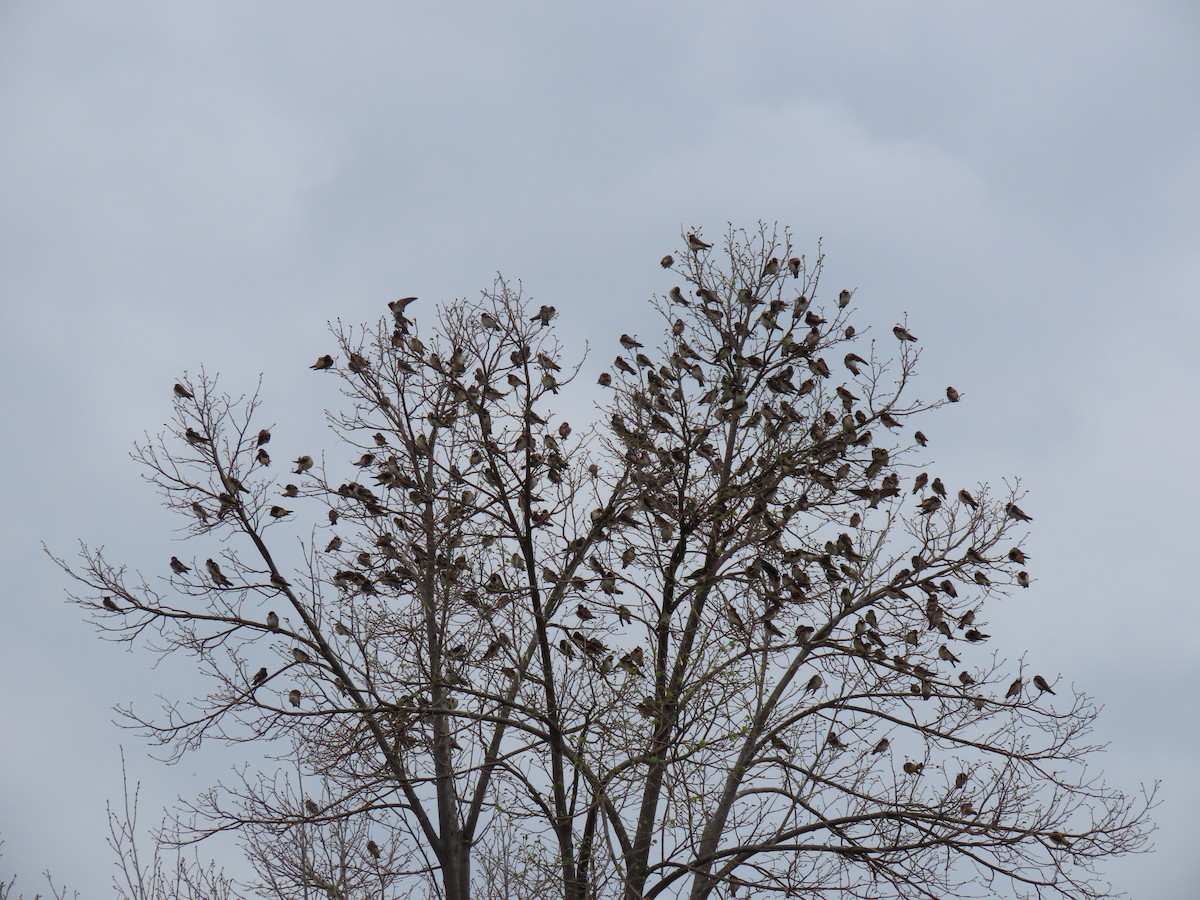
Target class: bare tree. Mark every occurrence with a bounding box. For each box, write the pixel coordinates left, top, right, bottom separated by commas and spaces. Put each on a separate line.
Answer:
55, 224, 1154, 899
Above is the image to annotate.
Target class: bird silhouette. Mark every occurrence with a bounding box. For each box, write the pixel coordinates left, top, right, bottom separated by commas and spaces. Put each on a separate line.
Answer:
310, 355, 335, 371
256, 448, 271, 466
173, 383, 194, 399
892, 325, 918, 342
289, 689, 301, 707
102, 597, 120, 611
269, 506, 292, 519
293, 456, 314, 474
687, 233, 712, 251
788, 257, 801, 278
660, 254, 674, 268
252, 667, 269, 686
620, 334, 644, 350
946, 386, 960, 402
1005, 678, 1023, 699
958, 488, 978, 509
292, 647, 311, 663
184, 427, 209, 445
256, 429, 271, 446
872, 737, 889, 754
266, 611, 279, 631
367, 839, 381, 859
170, 557, 190, 574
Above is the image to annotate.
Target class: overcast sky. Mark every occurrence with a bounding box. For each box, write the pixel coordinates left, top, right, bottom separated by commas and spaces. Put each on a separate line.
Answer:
2, 2, 1197, 895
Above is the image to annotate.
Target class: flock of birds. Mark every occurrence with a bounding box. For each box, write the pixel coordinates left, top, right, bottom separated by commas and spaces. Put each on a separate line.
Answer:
128, 243, 1056, 792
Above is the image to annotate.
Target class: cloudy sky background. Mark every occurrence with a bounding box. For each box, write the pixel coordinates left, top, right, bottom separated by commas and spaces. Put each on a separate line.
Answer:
2, 1, 1197, 894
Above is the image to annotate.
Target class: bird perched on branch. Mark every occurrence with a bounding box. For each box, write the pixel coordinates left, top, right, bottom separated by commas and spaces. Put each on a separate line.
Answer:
687, 233, 712, 251
660, 254, 674, 268
293, 456, 313, 474
206, 559, 233, 587
530, 305, 556, 326
892, 325, 918, 342
170, 556, 190, 574
173, 383, 194, 399
1033, 675, 1055, 694
266, 611, 279, 631
310, 355, 335, 370
252, 667, 269, 686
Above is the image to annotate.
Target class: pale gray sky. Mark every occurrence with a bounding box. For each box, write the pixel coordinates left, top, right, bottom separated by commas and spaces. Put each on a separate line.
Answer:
2, 2, 1197, 895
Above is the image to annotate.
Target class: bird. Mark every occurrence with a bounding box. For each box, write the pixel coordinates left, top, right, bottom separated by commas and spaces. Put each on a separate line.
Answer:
184, 427, 209, 445
914, 431, 928, 447
266, 611, 280, 631
687, 233, 712, 251
256, 448, 270, 466
190, 502, 209, 523
973, 572, 991, 587
305, 799, 320, 817
917, 496, 942, 515
837, 289, 853, 308
1017, 571, 1031, 588
324, 536, 342, 553
620, 334, 644, 350
844, 353, 867, 375
480, 311, 500, 331
388, 296, 417, 317
576, 604, 595, 621
1033, 675, 1055, 694
761, 257, 780, 277
310, 355, 335, 370
541, 372, 559, 393
353, 453, 375, 468
531, 305, 556, 326
931, 477, 947, 498
964, 629, 989, 643
902, 761, 924, 775
288, 689, 301, 708
913, 472, 929, 493
1048, 831, 1071, 847
269, 506, 292, 519
938, 645, 960, 665
614, 356, 637, 375
660, 254, 674, 268
826, 730, 844, 749
1005, 502, 1033, 522
804, 673, 823, 694
788, 257, 801, 278
597, 372, 612, 386
1008, 547, 1029, 564
292, 647, 311, 663
293, 456, 314, 474
892, 325, 918, 342
252, 667, 269, 686
281, 484, 298, 498
366, 839, 381, 860
1005, 678, 1023, 699
170, 556, 190, 574
872, 737, 890, 754
102, 597, 120, 611
173, 383, 194, 399
206, 559, 232, 587
946, 386, 960, 402
617, 605, 633, 625
256, 428, 271, 446
958, 489, 978, 509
